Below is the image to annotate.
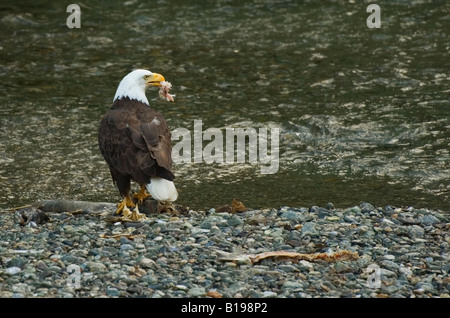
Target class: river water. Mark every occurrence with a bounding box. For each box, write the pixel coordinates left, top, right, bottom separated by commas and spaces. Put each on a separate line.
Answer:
0, 1, 449, 211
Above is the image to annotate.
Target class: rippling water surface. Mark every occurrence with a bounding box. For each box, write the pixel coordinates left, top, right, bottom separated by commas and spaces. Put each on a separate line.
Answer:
0, 1, 449, 210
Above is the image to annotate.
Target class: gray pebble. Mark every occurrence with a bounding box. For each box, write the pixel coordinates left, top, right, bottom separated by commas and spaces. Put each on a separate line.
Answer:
188, 286, 206, 297
344, 215, 360, 224
419, 215, 440, 225
87, 262, 107, 273
101, 246, 119, 257
5, 267, 21, 275
380, 260, 400, 271
281, 210, 306, 222
301, 222, 318, 236
120, 244, 134, 251
409, 225, 425, 238
227, 215, 244, 227
262, 291, 278, 298
416, 282, 434, 292
281, 281, 305, 291
344, 206, 361, 214
106, 287, 120, 297
360, 203, 375, 213
139, 257, 155, 268
6, 257, 26, 268
398, 213, 420, 225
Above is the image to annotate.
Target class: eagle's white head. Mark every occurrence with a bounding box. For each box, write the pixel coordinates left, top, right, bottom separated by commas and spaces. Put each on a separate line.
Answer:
113, 69, 165, 105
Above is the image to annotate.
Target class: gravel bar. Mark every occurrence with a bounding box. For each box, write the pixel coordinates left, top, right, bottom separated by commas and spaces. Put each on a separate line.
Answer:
0, 202, 448, 298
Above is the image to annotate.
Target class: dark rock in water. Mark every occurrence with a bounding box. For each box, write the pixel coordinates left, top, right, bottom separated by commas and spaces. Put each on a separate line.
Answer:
15, 207, 49, 226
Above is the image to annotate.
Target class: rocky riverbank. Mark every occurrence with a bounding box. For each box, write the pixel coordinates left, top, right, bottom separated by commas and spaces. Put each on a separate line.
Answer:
0, 201, 448, 298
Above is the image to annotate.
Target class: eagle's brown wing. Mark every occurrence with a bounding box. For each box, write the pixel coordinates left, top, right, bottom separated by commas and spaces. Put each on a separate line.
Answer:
127, 105, 174, 180
98, 99, 174, 197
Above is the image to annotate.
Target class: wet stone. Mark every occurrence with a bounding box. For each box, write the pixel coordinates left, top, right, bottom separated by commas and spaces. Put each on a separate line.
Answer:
281, 281, 305, 292
106, 287, 120, 297
280, 210, 306, 222
120, 244, 134, 251
359, 203, 375, 214
227, 215, 244, 227
409, 225, 425, 238
301, 222, 318, 237
188, 286, 206, 297
419, 215, 440, 226
398, 214, 420, 225
5, 267, 21, 275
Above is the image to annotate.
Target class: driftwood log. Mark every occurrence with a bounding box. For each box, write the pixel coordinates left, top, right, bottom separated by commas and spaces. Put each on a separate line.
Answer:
30, 198, 184, 215
7, 198, 190, 226
32, 200, 117, 214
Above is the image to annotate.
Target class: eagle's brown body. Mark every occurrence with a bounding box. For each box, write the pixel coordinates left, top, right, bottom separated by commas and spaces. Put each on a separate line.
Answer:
98, 97, 175, 200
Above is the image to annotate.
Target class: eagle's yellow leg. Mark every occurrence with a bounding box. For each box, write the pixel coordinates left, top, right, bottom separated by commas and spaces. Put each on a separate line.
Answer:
133, 185, 151, 205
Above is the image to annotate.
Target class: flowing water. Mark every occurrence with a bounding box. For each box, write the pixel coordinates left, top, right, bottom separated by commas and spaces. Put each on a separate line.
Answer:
0, 1, 449, 211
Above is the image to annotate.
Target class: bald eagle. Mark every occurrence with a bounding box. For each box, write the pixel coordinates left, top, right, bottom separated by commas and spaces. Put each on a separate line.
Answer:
98, 69, 178, 221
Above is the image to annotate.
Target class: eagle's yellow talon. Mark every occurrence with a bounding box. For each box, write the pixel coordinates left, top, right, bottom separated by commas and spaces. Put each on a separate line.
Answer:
116, 196, 146, 221
121, 206, 133, 220
116, 196, 135, 215
130, 205, 147, 221
133, 185, 151, 205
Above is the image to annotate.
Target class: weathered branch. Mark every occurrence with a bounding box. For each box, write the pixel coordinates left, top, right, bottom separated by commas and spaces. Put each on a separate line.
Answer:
217, 250, 359, 265
32, 200, 116, 214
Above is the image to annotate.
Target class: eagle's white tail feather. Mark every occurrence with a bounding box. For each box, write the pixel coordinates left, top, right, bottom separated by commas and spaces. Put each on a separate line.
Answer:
146, 177, 178, 202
